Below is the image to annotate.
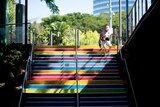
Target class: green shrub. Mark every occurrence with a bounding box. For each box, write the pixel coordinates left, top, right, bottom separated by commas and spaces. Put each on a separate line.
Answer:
0, 43, 31, 87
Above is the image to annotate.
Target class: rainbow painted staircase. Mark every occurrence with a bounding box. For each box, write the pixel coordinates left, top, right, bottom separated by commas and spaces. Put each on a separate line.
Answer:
20, 46, 130, 107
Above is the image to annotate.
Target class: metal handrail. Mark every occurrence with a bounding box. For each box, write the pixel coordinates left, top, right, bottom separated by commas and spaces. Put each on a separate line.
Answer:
18, 56, 31, 107
119, 49, 138, 107
18, 30, 36, 107
127, 0, 152, 38
115, 27, 137, 106
29, 29, 36, 79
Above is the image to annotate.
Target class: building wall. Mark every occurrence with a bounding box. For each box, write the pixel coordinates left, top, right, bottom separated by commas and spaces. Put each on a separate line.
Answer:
93, 0, 135, 16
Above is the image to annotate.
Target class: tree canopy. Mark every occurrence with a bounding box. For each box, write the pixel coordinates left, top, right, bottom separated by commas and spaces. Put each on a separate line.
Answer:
41, 0, 59, 13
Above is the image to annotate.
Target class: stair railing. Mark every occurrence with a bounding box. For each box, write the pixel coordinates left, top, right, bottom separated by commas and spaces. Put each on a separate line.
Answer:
18, 30, 36, 107
115, 32, 138, 106
120, 50, 138, 107
127, 0, 152, 39
18, 56, 31, 107
29, 29, 36, 79
75, 29, 79, 107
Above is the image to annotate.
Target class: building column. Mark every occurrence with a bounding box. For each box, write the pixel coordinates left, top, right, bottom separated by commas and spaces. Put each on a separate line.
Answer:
16, 4, 25, 44
25, 0, 28, 44
0, 0, 7, 44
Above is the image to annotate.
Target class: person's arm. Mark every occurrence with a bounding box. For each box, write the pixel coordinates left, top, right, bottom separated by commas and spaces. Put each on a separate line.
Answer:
100, 33, 103, 40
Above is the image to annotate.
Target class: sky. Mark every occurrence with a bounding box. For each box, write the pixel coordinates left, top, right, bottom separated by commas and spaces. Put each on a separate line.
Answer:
16, 0, 93, 22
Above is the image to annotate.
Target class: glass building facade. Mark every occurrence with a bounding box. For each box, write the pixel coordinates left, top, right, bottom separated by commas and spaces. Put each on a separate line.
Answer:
93, 0, 135, 16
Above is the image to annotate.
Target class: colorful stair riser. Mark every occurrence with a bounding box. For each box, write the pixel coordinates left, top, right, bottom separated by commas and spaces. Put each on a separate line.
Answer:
26, 46, 127, 94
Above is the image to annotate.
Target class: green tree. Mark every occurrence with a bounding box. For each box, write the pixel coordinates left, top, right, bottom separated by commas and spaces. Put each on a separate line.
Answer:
8, 0, 15, 23
40, 13, 109, 46
41, 13, 108, 33
50, 21, 70, 45
40, 10, 127, 46
80, 30, 100, 46
112, 11, 126, 43
41, 0, 59, 13
31, 21, 44, 36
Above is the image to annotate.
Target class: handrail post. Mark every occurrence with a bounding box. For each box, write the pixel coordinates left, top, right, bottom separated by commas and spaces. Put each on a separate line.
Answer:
119, 0, 123, 46
29, 30, 35, 80
50, 31, 53, 46
75, 29, 79, 107
126, 0, 129, 41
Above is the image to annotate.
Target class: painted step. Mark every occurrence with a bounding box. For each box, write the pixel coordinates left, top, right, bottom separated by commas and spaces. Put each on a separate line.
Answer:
25, 80, 127, 93
32, 60, 117, 64
31, 76, 121, 81
25, 88, 127, 94
32, 57, 116, 60
32, 63, 118, 67
31, 72, 121, 80
32, 63, 118, 68
32, 73, 120, 76
31, 67, 118, 70
26, 80, 127, 85
26, 84, 127, 89
21, 93, 76, 107
34, 48, 117, 52
79, 94, 129, 106
34, 54, 117, 58
34, 51, 117, 55
34, 45, 117, 49
32, 70, 119, 74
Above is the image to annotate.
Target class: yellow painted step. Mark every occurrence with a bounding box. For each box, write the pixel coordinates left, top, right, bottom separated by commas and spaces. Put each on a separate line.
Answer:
34, 45, 118, 49
25, 88, 127, 94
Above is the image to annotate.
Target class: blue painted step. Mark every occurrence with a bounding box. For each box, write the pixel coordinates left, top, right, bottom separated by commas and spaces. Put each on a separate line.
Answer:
21, 93, 77, 107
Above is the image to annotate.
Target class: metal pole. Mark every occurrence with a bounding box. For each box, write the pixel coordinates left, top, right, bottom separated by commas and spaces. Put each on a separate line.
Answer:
19, 0, 21, 4
77, 29, 80, 46
126, 0, 129, 41
145, 0, 148, 12
75, 29, 79, 107
50, 31, 53, 46
119, 0, 122, 46
25, 0, 28, 44
10, 25, 13, 43
109, 0, 112, 31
